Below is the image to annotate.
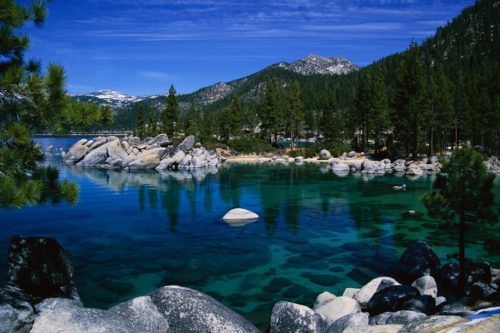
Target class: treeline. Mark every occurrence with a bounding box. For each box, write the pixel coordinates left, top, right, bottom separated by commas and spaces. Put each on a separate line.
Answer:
117, 0, 499, 156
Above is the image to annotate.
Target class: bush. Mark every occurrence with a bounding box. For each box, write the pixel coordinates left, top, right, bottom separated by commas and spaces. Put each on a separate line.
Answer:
227, 136, 274, 154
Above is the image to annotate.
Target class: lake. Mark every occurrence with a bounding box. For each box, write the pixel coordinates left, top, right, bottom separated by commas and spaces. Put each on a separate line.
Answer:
1, 137, 499, 330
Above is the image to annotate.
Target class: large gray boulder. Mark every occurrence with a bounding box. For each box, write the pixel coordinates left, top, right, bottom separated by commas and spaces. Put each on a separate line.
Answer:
313, 296, 360, 324
89, 136, 107, 150
110, 296, 170, 333
319, 150, 331, 160
147, 286, 259, 333
106, 140, 128, 161
354, 277, 400, 308
411, 275, 438, 299
369, 310, 426, 325
127, 148, 166, 169
147, 134, 170, 146
172, 150, 186, 163
64, 139, 89, 164
270, 301, 328, 333
178, 135, 195, 152
6, 236, 78, 302
0, 284, 34, 333
80, 141, 112, 167
30, 298, 139, 333
327, 312, 368, 333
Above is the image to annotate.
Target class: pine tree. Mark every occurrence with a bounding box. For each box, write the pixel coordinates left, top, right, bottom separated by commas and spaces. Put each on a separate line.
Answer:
137, 104, 145, 138
147, 110, 157, 137
218, 97, 242, 142
422, 147, 497, 295
0, 0, 105, 208
162, 85, 179, 138
393, 41, 426, 157
259, 77, 283, 142
287, 81, 304, 149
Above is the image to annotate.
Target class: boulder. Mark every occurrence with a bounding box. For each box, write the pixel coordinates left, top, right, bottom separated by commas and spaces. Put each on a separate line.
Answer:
469, 281, 498, 301
342, 288, 359, 299
347, 151, 356, 158
223, 208, 259, 223
178, 135, 195, 152
400, 295, 436, 315
399, 240, 441, 283
89, 136, 107, 150
406, 165, 424, 176
127, 136, 141, 146
30, 298, 139, 333
295, 156, 304, 163
319, 150, 332, 160
328, 312, 368, 333
439, 262, 460, 294
147, 134, 169, 146
106, 136, 119, 143
208, 157, 219, 167
331, 162, 350, 171
191, 156, 207, 168
6, 236, 78, 301
270, 301, 328, 333
127, 148, 166, 169
110, 296, 170, 332
313, 296, 360, 323
106, 140, 128, 161
354, 277, 400, 308
178, 155, 193, 168
313, 291, 336, 308
367, 324, 403, 333
398, 315, 466, 333
156, 158, 175, 171
170, 150, 185, 163
366, 285, 420, 316
149, 286, 260, 333
0, 283, 34, 333
81, 141, 111, 167
411, 276, 437, 299
369, 310, 426, 325
64, 139, 90, 164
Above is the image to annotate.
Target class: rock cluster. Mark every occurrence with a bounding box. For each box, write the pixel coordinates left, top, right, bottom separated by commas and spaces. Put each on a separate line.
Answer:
64, 134, 220, 171
485, 156, 500, 173
1, 237, 499, 333
269, 240, 500, 333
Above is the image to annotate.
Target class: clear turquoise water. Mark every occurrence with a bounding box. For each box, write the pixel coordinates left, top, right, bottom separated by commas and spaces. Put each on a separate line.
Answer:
1, 138, 499, 331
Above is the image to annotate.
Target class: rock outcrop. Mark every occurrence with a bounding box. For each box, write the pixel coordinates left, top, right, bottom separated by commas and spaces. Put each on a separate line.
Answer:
64, 134, 220, 171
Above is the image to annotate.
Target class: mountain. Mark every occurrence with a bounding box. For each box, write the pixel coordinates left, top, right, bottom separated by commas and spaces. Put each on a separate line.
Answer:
276, 54, 359, 76
72, 90, 144, 108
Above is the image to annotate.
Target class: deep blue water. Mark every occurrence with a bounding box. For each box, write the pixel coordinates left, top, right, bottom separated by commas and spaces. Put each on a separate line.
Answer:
1, 137, 499, 330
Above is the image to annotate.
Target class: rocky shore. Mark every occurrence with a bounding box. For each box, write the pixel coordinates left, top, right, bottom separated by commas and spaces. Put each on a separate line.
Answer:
63, 134, 221, 171
1, 236, 498, 333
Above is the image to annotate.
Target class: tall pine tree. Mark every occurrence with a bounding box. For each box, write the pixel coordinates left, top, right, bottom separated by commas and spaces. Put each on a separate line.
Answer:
162, 85, 179, 138
287, 81, 304, 149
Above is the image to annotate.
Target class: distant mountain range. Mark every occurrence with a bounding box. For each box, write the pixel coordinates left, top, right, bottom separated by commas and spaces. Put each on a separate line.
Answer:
71, 54, 359, 110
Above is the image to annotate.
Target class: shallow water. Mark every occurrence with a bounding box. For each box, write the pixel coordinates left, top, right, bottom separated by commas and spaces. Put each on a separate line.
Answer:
1, 138, 499, 331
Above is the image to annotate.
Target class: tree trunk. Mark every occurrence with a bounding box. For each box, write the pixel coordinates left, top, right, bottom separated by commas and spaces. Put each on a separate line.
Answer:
458, 210, 466, 297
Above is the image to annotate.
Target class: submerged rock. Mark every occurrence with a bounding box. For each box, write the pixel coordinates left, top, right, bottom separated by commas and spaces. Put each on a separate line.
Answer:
399, 240, 441, 283
6, 236, 78, 302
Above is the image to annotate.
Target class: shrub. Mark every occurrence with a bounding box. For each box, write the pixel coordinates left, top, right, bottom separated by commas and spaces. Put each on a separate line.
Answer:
227, 136, 274, 154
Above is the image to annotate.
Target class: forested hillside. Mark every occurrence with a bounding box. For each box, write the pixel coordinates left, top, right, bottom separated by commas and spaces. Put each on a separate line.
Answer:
112, 0, 499, 156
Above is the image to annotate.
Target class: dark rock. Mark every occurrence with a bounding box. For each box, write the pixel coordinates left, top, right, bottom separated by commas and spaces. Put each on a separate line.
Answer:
401, 295, 436, 315
369, 310, 427, 325
399, 240, 441, 283
468, 282, 498, 301
437, 300, 475, 317
177, 135, 195, 152
346, 267, 376, 285
366, 285, 420, 316
6, 236, 78, 301
328, 312, 368, 333
439, 262, 461, 295
270, 301, 328, 333
0, 283, 34, 333
467, 262, 492, 285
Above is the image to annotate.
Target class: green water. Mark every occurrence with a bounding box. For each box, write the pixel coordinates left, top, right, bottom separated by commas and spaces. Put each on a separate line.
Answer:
1, 144, 499, 330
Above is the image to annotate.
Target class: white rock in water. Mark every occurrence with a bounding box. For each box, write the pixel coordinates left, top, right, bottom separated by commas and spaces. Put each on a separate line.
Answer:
223, 208, 259, 224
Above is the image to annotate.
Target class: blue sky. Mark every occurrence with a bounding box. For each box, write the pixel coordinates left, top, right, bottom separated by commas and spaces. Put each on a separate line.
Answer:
23, 0, 474, 96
